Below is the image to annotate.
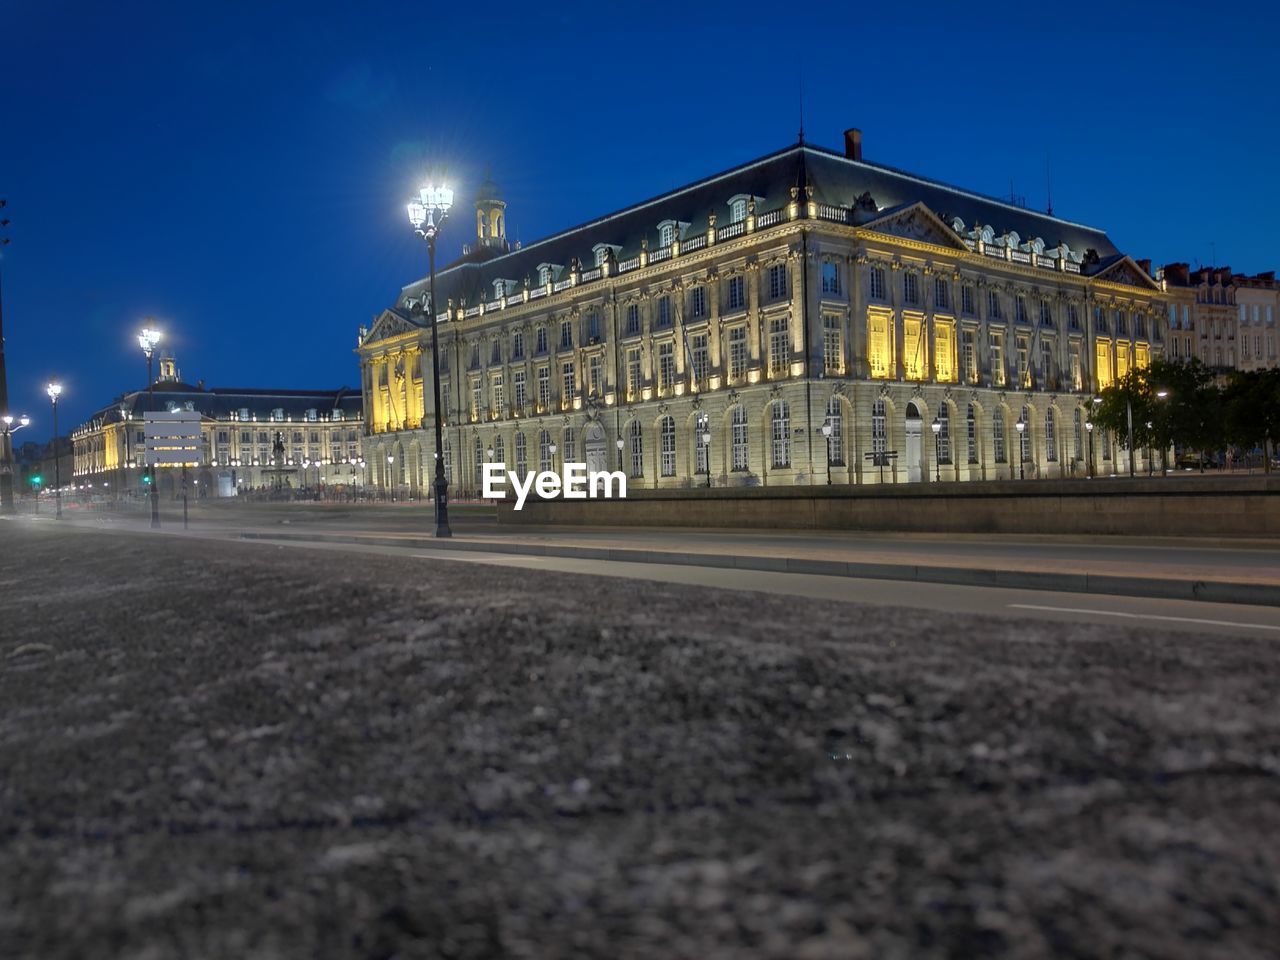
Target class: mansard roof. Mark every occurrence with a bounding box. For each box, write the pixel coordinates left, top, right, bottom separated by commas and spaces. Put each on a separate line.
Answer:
395, 139, 1124, 315
98, 384, 361, 425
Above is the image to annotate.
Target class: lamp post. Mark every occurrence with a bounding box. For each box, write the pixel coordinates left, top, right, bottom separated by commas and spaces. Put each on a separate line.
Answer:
701, 422, 713, 488
616, 436, 625, 472
138, 326, 161, 528
46, 381, 62, 519
1155, 389, 1169, 476
1, 414, 30, 512
1126, 396, 1135, 478
930, 416, 941, 483
1014, 416, 1026, 480
548, 441, 558, 476
1085, 419, 1094, 479
408, 182, 455, 538
820, 421, 833, 485
386, 454, 394, 501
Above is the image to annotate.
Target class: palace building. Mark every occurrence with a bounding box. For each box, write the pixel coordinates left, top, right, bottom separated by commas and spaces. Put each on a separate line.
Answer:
72, 356, 364, 497
358, 128, 1169, 495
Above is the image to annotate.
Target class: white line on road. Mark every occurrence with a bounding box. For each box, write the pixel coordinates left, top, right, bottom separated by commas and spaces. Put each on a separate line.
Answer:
1008, 604, 1280, 632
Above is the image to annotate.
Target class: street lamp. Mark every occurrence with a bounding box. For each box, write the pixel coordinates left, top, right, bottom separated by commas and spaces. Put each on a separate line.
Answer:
1014, 416, 1026, 480
930, 416, 941, 483
1, 414, 31, 513
138, 325, 162, 528
701, 424, 713, 488
819, 421, 833, 485
387, 454, 394, 501
548, 441, 558, 475
46, 381, 62, 519
408, 181, 455, 538
1085, 419, 1094, 479
616, 436, 625, 472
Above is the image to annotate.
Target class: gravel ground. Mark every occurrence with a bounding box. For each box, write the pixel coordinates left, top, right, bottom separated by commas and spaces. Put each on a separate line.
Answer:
1, 521, 1277, 959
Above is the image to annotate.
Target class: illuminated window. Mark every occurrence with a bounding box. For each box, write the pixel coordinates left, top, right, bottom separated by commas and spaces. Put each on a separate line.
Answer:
629, 420, 644, 477
626, 348, 642, 398
823, 314, 842, 375
934, 320, 955, 382
770, 316, 790, 375
729, 326, 747, 381
1045, 408, 1057, 462
691, 334, 709, 384
937, 405, 951, 464
825, 396, 844, 466
872, 400, 887, 456
1095, 341, 1112, 389
730, 198, 747, 223
904, 314, 926, 380
659, 223, 674, 247
658, 342, 675, 392
993, 408, 1007, 463
868, 309, 892, 379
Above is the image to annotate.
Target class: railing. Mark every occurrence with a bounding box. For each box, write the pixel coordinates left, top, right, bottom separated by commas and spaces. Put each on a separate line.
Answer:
985, 246, 1006, 259
648, 246, 672, 264
1010, 250, 1031, 264
756, 209, 785, 228
580, 267, 602, 282
617, 256, 641, 272
717, 221, 746, 241
553, 278, 574, 292
528, 287, 547, 300
1064, 262, 1081, 274
464, 305, 483, 318
682, 235, 707, 253
816, 203, 849, 223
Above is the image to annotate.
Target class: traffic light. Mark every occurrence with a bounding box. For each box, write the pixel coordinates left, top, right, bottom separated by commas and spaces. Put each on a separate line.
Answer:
142, 475, 152, 485
30, 475, 42, 487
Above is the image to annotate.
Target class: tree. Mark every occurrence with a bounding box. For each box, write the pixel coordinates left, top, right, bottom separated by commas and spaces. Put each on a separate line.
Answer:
1223, 368, 1280, 472
1091, 359, 1221, 475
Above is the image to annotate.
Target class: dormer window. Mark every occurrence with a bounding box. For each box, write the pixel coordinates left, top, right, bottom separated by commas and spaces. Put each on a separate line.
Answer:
493, 278, 517, 299
728, 194, 758, 224
659, 222, 675, 247
306, 408, 317, 422
537, 263, 560, 286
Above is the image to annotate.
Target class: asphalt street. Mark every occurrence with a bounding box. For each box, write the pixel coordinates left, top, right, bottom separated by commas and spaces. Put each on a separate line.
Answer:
1, 519, 1278, 958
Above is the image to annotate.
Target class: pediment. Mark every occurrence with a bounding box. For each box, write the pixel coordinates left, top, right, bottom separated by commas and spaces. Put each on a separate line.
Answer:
862, 202, 970, 251
364, 308, 419, 346
1091, 256, 1161, 290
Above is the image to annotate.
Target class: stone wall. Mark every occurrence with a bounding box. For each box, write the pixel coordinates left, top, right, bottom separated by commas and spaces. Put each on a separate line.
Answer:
497, 476, 1280, 537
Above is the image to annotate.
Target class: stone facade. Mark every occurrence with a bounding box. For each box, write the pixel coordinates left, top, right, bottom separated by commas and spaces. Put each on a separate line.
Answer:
361, 132, 1169, 496
1161, 263, 1279, 371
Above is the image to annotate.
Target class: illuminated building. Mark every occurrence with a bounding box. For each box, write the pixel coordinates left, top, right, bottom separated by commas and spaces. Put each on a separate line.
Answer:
360, 129, 1168, 489
1160, 263, 1279, 371
71, 356, 364, 496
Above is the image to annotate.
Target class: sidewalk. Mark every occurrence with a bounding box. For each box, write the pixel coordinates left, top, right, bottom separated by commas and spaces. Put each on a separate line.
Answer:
236, 525, 1280, 607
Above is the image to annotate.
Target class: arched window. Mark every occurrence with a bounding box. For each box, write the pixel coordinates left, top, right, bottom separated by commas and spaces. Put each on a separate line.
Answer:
514, 432, 527, 478
730, 406, 748, 471
937, 405, 951, 464
825, 396, 844, 465
474, 435, 484, 479
1020, 405, 1032, 463
659, 416, 676, 477
659, 223, 674, 247
966, 403, 978, 464
993, 408, 1007, 463
538, 429, 552, 472
731, 198, 747, 223
771, 401, 791, 468
1045, 408, 1057, 462
629, 420, 644, 477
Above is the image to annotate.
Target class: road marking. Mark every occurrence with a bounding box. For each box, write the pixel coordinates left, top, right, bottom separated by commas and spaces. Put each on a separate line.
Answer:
1008, 604, 1280, 632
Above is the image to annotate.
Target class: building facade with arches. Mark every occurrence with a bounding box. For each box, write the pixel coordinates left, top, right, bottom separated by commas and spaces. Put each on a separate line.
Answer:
359, 129, 1168, 497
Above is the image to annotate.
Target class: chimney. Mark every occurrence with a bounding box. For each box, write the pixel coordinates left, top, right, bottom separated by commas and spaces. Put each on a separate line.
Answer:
843, 128, 863, 162
1136, 258, 1151, 277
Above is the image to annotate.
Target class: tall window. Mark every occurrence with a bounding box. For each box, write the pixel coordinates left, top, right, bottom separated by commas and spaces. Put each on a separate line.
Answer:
1020, 405, 1032, 463
629, 420, 644, 477
731, 198, 746, 223
626, 348, 642, 398
656, 296, 672, 328
825, 396, 844, 466
770, 316, 790, 375
491, 341, 502, 365
771, 401, 791, 468
537, 365, 550, 410
961, 284, 975, 316
536, 326, 548, 354
731, 406, 749, 470
538, 429, 552, 472
690, 286, 707, 318
1045, 408, 1057, 462
588, 355, 603, 396
659, 223, 674, 247
904, 272, 919, 306
512, 331, 525, 359
768, 264, 788, 299
512, 435, 527, 481
1015, 296, 1028, 324
728, 275, 745, 311
691, 334, 709, 384
492, 374, 504, 414
659, 416, 676, 476
696, 413, 709, 474
563, 425, 577, 463
494, 436, 505, 468
625, 303, 641, 336
823, 314, 842, 375
937, 405, 951, 464
869, 266, 887, 301
513, 370, 527, 410
586, 312, 602, 342
990, 332, 1006, 386
474, 436, 484, 479
1116, 311, 1128, 337
993, 409, 1007, 463
471, 378, 482, 420
987, 290, 1002, 320
561, 361, 576, 405
1068, 304, 1080, 330
658, 342, 675, 392
966, 404, 978, 464
729, 326, 747, 381
1073, 408, 1083, 461
821, 263, 840, 295
559, 320, 573, 350
935, 277, 949, 311
872, 399, 887, 456
1040, 300, 1053, 327
962, 329, 977, 383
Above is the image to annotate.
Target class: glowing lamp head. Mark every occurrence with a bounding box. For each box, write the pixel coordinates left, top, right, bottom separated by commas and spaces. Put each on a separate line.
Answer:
1, 415, 11, 427
19, 415, 30, 428
47, 382, 63, 401
421, 184, 453, 213
616, 438, 624, 450
930, 417, 941, 436
407, 200, 427, 229
1015, 418, 1026, 434
1085, 420, 1094, 433
138, 327, 161, 355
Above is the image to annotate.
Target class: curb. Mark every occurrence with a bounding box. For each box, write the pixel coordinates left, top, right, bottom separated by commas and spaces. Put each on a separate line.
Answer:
236, 531, 1280, 608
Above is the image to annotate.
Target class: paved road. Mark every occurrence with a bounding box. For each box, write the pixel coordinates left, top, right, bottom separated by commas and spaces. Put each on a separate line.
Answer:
1, 520, 1278, 958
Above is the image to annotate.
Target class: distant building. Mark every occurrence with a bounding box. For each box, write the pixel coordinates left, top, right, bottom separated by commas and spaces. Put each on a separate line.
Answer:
360, 128, 1169, 492
1160, 264, 1279, 371
70, 356, 364, 497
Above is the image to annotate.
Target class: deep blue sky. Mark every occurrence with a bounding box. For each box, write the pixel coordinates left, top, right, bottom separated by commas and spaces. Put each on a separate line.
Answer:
2, 0, 1276, 438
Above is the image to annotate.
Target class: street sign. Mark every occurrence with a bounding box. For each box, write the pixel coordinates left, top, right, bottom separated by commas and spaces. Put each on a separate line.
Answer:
144, 411, 204, 466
